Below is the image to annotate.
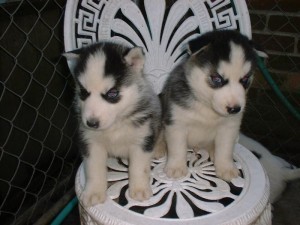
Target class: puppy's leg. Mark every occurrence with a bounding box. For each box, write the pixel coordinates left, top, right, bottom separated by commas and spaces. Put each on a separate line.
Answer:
82, 142, 108, 206
152, 130, 167, 159
206, 143, 215, 162
164, 126, 188, 178
214, 124, 239, 181
128, 147, 153, 201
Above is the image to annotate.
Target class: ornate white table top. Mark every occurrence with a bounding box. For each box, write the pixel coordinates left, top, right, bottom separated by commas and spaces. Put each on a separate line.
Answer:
75, 144, 270, 225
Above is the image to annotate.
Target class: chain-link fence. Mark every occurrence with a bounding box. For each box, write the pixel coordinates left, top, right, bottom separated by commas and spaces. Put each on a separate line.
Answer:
242, 0, 300, 166
0, 0, 81, 224
0, 0, 299, 225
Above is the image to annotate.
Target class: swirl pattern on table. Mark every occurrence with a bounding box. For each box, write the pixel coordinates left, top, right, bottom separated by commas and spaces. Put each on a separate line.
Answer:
106, 150, 244, 219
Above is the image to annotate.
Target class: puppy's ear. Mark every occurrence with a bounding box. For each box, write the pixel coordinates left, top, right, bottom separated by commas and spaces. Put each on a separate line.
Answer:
249, 40, 268, 58
124, 46, 145, 73
62, 48, 82, 75
187, 35, 212, 56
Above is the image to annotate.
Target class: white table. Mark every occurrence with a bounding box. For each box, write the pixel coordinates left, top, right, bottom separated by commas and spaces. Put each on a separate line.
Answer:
75, 144, 271, 225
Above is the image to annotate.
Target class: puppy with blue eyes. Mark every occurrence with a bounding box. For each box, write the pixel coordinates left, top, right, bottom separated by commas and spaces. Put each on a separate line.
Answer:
161, 30, 267, 181
64, 42, 161, 206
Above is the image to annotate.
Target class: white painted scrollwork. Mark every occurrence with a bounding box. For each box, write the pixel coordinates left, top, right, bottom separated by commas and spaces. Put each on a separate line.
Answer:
105, 150, 244, 219
75, 144, 271, 224
64, 0, 251, 93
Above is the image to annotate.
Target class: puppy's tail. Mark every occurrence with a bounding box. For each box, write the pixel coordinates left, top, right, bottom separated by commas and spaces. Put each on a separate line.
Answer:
153, 130, 167, 159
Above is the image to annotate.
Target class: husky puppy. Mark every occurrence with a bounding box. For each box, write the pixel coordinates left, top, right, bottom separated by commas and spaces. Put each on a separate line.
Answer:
64, 42, 161, 206
239, 133, 300, 203
161, 30, 267, 181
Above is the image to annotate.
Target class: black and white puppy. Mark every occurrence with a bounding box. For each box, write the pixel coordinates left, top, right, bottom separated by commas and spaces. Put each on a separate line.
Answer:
64, 42, 161, 206
161, 30, 267, 181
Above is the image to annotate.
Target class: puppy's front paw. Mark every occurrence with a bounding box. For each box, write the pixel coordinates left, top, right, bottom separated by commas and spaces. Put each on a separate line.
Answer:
164, 164, 188, 179
81, 185, 106, 206
129, 183, 153, 201
215, 164, 239, 182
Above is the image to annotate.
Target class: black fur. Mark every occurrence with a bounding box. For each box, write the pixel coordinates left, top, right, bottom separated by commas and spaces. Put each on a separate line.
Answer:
160, 62, 195, 125
130, 98, 151, 117
167, 63, 194, 108
131, 99, 161, 151
103, 44, 127, 77
142, 118, 161, 153
132, 113, 153, 127
142, 131, 155, 152
188, 30, 257, 69
72, 42, 131, 91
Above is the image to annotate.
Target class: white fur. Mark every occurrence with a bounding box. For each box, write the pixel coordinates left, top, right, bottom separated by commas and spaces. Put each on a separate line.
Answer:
238, 133, 300, 203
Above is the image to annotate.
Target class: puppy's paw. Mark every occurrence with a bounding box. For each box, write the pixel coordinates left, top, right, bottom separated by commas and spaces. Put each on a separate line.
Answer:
164, 164, 188, 179
215, 164, 239, 182
129, 183, 153, 201
81, 185, 106, 206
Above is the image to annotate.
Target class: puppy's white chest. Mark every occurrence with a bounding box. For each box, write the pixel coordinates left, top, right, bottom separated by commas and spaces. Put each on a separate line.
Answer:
102, 124, 140, 156
174, 104, 219, 149
186, 120, 217, 149
85, 121, 147, 158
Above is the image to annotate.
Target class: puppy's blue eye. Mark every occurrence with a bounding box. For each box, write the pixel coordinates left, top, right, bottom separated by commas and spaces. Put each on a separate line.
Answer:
212, 75, 222, 84
209, 73, 228, 88
102, 88, 120, 103
240, 75, 251, 89
106, 88, 119, 99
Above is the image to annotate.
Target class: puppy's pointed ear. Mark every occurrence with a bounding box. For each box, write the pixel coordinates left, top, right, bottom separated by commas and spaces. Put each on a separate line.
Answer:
124, 47, 145, 73
62, 48, 82, 75
249, 40, 268, 58
187, 35, 211, 56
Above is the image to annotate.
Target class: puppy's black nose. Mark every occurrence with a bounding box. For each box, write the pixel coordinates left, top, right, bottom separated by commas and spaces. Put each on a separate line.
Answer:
227, 106, 241, 114
86, 118, 100, 128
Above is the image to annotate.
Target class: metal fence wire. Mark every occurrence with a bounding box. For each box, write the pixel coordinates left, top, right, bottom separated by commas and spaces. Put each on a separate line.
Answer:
244, 0, 300, 165
0, 0, 81, 224
0, 0, 299, 225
